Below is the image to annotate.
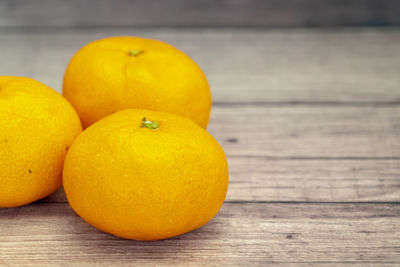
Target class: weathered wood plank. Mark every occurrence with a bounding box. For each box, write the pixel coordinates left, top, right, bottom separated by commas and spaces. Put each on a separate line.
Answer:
38, 104, 400, 203
209, 105, 400, 158
0, 203, 399, 265
43, 158, 400, 203
1, 28, 400, 102
1, 0, 400, 27
227, 157, 400, 202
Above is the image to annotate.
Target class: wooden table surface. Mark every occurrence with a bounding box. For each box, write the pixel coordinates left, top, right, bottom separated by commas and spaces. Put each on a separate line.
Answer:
0, 27, 400, 266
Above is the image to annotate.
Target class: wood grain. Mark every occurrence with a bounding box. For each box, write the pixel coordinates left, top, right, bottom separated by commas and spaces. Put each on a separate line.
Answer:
226, 158, 400, 202
43, 158, 400, 203
40, 104, 400, 203
1, 28, 400, 103
0, 202, 399, 266
1, 27, 400, 265
1, 0, 400, 27
209, 105, 400, 158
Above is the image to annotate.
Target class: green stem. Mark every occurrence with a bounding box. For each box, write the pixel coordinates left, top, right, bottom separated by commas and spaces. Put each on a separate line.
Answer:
141, 117, 160, 130
128, 50, 144, 57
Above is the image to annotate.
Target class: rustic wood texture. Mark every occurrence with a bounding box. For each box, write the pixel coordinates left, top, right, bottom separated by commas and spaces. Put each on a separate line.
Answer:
211, 106, 400, 158
0, 203, 399, 266
1, 0, 400, 27
1, 28, 400, 103
43, 157, 400, 203
0, 27, 399, 265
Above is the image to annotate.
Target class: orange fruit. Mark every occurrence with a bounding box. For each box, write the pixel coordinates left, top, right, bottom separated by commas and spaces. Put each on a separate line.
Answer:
0, 76, 82, 207
63, 36, 211, 129
63, 109, 228, 240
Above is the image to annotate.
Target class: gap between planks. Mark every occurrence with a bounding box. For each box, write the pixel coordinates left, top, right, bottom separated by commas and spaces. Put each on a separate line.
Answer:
213, 101, 400, 107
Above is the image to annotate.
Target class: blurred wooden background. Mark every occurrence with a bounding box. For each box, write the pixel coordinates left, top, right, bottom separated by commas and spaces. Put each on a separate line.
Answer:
0, 0, 400, 266
1, 0, 400, 28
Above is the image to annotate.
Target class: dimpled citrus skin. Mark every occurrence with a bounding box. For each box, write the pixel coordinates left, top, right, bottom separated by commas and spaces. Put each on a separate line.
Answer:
0, 77, 82, 207
63, 36, 211, 129
63, 109, 228, 240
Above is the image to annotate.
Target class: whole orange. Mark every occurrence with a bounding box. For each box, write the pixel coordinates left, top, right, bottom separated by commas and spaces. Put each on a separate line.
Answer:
63, 109, 228, 240
0, 77, 82, 207
63, 36, 211, 129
